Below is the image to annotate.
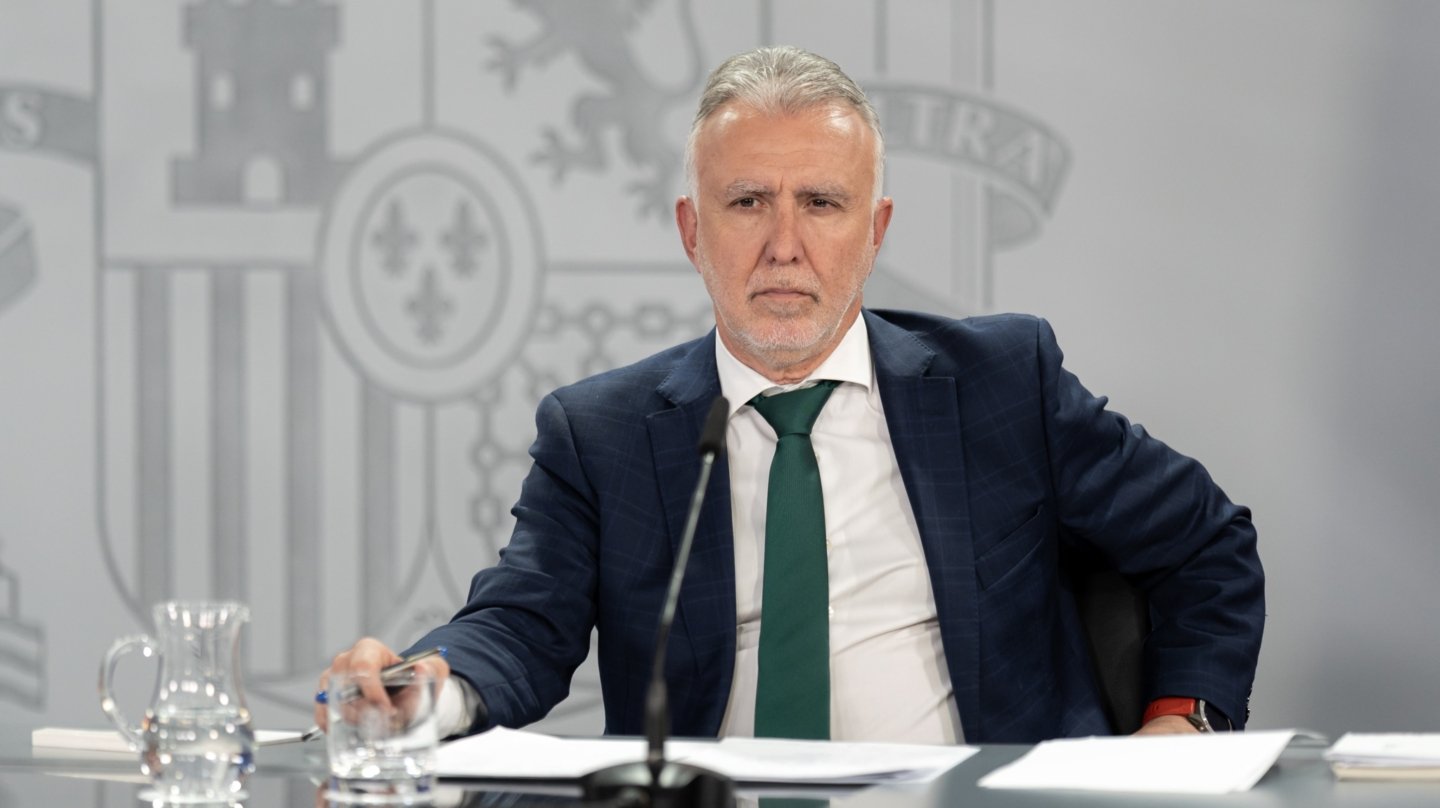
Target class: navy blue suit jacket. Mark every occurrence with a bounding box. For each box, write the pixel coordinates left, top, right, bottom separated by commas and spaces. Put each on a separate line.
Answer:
413, 310, 1264, 743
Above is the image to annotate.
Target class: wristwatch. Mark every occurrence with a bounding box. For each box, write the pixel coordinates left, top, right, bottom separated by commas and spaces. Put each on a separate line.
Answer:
1142, 697, 1232, 732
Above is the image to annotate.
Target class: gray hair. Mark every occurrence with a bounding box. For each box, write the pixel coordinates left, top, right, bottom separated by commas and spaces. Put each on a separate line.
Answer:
684, 46, 886, 199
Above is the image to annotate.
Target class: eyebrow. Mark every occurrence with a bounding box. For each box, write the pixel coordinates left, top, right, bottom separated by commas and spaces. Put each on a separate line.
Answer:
724, 180, 772, 198
722, 180, 854, 201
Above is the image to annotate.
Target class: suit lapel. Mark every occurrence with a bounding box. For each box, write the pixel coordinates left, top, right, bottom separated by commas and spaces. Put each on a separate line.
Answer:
865, 311, 982, 740
648, 332, 736, 734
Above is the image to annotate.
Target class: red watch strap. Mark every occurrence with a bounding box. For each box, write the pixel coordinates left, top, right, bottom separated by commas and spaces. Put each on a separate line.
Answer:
1143, 697, 1198, 725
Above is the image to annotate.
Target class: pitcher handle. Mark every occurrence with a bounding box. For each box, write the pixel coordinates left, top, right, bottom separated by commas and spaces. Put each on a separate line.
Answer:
99, 633, 158, 749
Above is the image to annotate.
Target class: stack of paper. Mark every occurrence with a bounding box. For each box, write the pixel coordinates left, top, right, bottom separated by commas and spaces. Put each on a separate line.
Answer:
32, 726, 307, 755
978, 730, 1296, 794
436, 727, 978, 784
1324, 733, 1440, 780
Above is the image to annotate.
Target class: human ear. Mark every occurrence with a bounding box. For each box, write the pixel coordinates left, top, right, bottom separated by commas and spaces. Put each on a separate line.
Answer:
676, 195, 700, 267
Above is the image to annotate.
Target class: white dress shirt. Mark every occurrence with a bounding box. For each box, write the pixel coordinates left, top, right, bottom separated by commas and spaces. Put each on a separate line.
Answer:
437, 316, 961, 743
715, 316, 961, 743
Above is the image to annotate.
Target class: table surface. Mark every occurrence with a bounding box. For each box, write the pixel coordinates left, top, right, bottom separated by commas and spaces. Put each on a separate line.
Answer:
5, 726, 1440, 808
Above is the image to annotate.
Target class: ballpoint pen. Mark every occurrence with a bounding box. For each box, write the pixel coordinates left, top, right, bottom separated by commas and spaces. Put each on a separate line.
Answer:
300, 646, 447, 741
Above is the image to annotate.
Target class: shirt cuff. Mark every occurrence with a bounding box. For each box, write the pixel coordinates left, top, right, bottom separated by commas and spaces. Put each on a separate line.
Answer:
437, 675, 481, 738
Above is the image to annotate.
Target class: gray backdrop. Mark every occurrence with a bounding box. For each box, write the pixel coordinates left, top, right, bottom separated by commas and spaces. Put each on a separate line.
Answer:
2, 0, 1438, 768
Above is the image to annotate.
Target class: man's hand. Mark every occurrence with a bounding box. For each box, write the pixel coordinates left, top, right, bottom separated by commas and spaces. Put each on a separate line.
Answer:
1133, 714, 1200, 735
313, 637, 451, 731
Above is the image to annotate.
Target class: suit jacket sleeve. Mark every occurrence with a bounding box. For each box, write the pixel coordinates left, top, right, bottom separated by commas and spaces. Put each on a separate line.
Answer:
407, 391, 600, 732
1036, 318, 1264, 727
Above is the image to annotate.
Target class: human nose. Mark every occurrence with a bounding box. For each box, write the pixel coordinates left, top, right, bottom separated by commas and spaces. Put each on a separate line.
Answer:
764, 203, 804, 265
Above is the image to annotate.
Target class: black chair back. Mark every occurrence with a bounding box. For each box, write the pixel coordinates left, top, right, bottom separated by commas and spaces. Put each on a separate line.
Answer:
1070, 565, 1150, 734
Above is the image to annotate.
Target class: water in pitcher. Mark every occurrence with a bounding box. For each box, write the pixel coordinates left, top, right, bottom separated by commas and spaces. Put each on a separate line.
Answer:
140, 707, 256, 802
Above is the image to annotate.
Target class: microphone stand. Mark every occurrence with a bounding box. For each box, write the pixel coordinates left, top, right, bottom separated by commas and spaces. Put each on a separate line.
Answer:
580, 399, 736, 808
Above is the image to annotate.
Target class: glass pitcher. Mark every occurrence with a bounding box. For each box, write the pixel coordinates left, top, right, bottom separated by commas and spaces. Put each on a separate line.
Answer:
100, 600, 256, 803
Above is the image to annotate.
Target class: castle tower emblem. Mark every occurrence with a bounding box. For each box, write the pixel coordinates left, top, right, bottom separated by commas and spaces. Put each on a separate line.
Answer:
172, 0, 347, 206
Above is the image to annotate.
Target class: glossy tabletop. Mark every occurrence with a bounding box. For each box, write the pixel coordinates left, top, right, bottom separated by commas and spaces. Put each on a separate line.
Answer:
5, 725, 1440, 808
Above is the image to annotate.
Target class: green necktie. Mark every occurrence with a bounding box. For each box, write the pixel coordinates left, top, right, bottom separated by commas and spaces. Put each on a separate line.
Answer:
751, 380, 839, 740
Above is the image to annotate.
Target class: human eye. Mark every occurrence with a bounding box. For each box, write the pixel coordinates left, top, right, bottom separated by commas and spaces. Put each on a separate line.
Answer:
729, 195, 764, 210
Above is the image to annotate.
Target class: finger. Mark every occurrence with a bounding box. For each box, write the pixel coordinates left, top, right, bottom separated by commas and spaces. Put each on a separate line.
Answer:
312, 661, 337, 730
346, 638, 403, 708
316, 638, 403, 725
412, 656, 450, 684
313, 680, 328, 730
391, 658, 447, 725
349, 637, 404, 674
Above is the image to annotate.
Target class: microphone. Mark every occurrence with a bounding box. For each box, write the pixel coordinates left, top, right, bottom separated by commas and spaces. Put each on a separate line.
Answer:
580, 397, 736, 808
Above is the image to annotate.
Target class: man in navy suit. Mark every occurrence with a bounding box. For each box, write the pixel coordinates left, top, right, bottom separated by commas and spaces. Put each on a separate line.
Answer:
317, 46, 1263, 744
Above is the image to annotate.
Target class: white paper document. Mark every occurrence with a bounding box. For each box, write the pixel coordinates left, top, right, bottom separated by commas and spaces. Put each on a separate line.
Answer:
436, 727, 647, 779
436, 727, 978, 784
978, 730, 1296, 794
675, 736, 977, 783
1325, 732, 1440, 766
1324, 732, 1440, 779
32, 726, 307, 754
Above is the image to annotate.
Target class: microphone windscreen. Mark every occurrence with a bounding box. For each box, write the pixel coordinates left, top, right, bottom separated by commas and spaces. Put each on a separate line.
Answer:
698, 396, 729, 457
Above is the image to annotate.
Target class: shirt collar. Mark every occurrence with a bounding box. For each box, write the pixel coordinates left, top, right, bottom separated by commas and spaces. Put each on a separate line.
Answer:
714, 313, 873, 417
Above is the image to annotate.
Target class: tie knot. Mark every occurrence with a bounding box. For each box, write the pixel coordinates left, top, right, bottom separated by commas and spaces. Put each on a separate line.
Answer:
750, 380, 839, 438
